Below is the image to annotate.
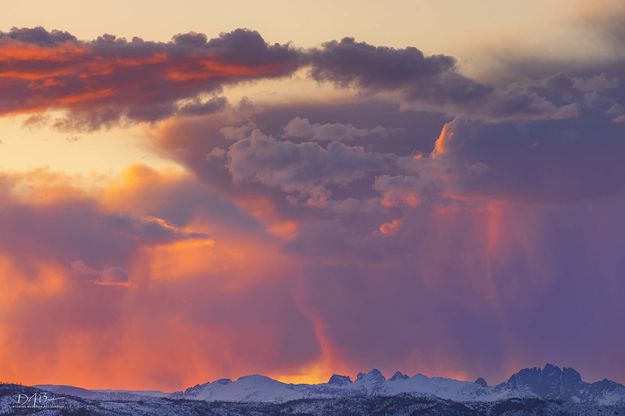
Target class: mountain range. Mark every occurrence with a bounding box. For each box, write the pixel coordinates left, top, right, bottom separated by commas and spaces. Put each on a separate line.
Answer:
33, 363, 625, 405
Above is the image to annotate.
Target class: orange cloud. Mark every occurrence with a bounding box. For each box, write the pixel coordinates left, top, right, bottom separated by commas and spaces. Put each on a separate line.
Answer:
378, 219, 401, 235
0, 27, 300, 126
0, 40, 85, 61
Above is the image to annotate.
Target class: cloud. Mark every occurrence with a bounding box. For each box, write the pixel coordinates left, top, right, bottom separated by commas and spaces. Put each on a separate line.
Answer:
223, 126, 413, 211
289, 192, 625, 380
1, 248, 321, 390
1, 26, 77, 46
0, 28, 596, 129
309, 38, 456, 89
0, 170, 209, 273
0, 167, 321, 389
226, 98, 449, 155
578, 0, 625, 49
282, 117, 394, 142
227, 132, 391, 189
70, 260, 130, 286
177, 96, 228, 117
378, 218, 401, 235
309, 38, 576, 121
431, 114, 625, 201
5, 24, 625, 390
0, 27, 300, 128
373, 175, 426, 208
146, 90, 625, 384
153, 98, 451, 219
102, 164, 264, 234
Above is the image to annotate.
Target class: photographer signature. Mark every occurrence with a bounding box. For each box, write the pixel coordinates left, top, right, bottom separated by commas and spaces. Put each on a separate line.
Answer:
12, 392, 65, 409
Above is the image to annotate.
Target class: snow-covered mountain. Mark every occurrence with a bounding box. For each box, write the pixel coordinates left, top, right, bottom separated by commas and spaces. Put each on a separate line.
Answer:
4, 382, 624, 416
495, 364, 625, 405
35, 384, 168, 401
168, 364, 625, 405
34, 364, 625, 406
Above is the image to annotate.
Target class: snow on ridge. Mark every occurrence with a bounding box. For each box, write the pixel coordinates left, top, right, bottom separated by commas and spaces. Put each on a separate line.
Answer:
179, 369, 520, 403
35, 364, 625, 405
35, 384, 169, 401
189, 373, 305, 402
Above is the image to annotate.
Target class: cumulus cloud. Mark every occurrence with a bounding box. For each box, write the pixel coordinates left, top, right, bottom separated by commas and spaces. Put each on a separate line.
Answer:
0, 27, 299, 128
226, 130, 394, 206
282, 117, 394, 141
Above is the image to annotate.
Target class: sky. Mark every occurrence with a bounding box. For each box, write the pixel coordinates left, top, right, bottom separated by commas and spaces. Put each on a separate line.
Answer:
1, 0, 625, 391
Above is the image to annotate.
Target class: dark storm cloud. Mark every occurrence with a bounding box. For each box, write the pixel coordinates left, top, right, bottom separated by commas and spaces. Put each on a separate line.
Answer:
149, 71, 625, 383
434, 115, 625, 202
309, 38, 577, 121
294, 194, 625, 383
309, 37, 456, 89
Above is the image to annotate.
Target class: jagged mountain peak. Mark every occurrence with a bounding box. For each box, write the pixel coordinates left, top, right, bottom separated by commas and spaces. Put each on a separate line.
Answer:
475, 377, 488, 387
35, 364, 625, 406
327, 374, 352, 385
501, 363, 625, 403
356, 368, 385, 383
390, 371, 409, 381
506, 363, 582, 385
